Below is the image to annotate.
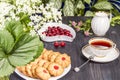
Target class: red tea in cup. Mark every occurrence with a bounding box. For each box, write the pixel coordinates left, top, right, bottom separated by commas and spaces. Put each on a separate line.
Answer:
90, 40, 112, 49
89, 37, 116, 57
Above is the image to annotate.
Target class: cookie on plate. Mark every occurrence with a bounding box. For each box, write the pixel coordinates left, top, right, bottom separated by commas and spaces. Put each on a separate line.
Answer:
38, 59, 48, 67
35, 66, 51, 80
42, 50, 53, 60
48, 52, 60, 62
47, 63, 64, 76
25, 64, 33, 77
43, 61, 51, 69
55, 53, 71, 68
17, 66, 28, 76
38, 48, 47, 59
31, 64, 39, 78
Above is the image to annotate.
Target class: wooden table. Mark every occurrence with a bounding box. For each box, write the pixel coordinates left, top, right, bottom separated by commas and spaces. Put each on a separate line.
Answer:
10, 16, 120, 80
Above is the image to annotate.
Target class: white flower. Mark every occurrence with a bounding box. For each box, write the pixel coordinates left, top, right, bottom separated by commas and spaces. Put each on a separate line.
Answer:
29, 30, 36, 36
28, 22, 34, 27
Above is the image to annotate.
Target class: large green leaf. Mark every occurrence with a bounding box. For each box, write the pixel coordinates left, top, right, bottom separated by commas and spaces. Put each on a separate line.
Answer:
5, 20, 23, 41
94, 1, 113, 10
8, 34, 43, 66
0, 58, 14, 77
85, 11, 94, 16
84, 0, 91, 4
63, 0, 74, 16
0, 76, 9, 80
0, 0, 16, 4
76, 0, 85, 9
0, 20, 43, 77
49, 0, 62, 9
0, 30, 14, 54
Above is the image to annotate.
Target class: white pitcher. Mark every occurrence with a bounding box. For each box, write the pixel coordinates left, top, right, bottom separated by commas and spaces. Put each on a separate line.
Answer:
91, 12, 112, 36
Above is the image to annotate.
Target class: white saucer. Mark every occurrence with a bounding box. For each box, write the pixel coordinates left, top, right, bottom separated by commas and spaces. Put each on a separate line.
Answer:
15, 64, 71, 80
82, 44, 120, 63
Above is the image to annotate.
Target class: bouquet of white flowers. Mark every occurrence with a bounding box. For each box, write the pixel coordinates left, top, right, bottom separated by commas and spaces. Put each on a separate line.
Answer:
29, 3, 62, 36
0, 0, 62, 36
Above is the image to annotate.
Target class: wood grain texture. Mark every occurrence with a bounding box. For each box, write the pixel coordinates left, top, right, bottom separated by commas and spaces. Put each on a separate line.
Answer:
10, 16, 120, 80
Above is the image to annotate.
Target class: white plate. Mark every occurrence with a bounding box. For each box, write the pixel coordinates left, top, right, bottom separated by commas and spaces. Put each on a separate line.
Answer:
82, 44, 120, 63
38, 23, 76, 42
15, 64, 71, 80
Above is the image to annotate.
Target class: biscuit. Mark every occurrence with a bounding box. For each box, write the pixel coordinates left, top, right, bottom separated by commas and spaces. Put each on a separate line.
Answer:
31, 65, 39, 78
35, 66, 51, 80
39, 48, 47, 59
42, 50, 53, 60
41, 48, 47, 55
38, 59, 47, 67
16, 66, 22, 73
48, 52, 60, 62
17, 66, 28, 76
43, 61, 51, 69
55, 53, 71, 68
47, 63, 64, 76
25, 64, 33, 77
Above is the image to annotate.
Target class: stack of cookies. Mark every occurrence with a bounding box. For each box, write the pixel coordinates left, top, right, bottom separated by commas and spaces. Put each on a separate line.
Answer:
17, 48, 71, 80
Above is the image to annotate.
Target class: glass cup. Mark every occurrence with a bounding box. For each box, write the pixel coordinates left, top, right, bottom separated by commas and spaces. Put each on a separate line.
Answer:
89, 37, 116, 57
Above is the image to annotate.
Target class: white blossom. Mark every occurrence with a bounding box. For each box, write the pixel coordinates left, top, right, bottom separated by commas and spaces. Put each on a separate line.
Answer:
29, 2, 62, 32
30, 29, 36, 36
0, 1, 62, 37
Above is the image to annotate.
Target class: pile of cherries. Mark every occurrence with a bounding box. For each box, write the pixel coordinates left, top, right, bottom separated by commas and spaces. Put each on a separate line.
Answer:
42, 26, 73, 37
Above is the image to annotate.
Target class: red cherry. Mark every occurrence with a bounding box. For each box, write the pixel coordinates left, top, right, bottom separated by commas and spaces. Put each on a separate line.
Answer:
54, 65, 59, 70
54, 41, 59, 47
60, 41, 66, 47
62, 57, 66, 61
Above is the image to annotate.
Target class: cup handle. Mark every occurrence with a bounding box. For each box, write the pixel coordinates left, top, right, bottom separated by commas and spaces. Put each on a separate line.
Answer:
109, 13, 112, 22
113, 44, 116, 48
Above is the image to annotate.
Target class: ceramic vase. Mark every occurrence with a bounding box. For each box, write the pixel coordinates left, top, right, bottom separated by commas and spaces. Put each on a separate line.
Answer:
91, 12, 112, 36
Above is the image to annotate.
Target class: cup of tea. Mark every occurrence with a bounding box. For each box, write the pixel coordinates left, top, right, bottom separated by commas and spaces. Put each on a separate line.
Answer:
89, 37, 116, 57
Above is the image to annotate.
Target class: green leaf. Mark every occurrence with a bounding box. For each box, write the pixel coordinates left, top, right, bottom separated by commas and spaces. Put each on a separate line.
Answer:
0, 30, 14, 54
63, 0, 74, 16
0, 20, 44, 77
49, 0, 62, 9
19, 13, 31, 24
85, 11, 94, 16
34, 41, 44, 59
111, 7, 120, 16
0, 58, 14, 77
8, 34, 43, 66
0, 76, 9, 80
76, 1, 85, 9
5, 20, 23, 40
94, 1, 113, 10
84, 0, 91, 4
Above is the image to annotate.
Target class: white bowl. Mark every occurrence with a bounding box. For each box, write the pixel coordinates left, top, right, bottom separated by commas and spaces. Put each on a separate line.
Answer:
38, 23, 76, 42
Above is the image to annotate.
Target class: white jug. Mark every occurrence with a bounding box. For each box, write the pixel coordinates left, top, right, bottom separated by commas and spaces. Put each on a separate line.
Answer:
91, 12, 112, 36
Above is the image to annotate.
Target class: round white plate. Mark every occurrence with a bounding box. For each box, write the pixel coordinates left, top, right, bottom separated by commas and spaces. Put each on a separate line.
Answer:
15, 64, 71, 80
82, 44, 120, 63
38, 23, 76, 42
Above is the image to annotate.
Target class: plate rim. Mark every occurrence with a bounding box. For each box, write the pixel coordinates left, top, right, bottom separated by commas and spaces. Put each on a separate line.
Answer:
82, 44, 120, 63
15, 64, 71, 80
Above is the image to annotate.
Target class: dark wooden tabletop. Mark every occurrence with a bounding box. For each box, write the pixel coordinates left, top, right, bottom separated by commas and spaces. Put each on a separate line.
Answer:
10, 16, 120, 80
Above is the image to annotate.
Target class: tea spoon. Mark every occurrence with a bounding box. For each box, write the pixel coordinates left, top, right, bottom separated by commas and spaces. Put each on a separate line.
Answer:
74, 55, 94, 72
